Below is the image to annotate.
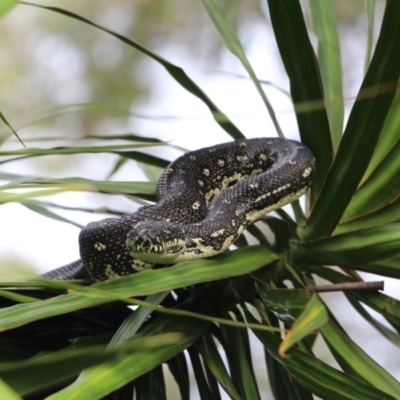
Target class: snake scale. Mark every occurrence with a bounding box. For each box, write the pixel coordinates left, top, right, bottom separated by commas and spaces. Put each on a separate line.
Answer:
42, 138, 315, 282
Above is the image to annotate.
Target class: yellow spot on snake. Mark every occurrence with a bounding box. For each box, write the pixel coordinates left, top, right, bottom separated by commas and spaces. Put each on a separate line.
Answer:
94, 242, 106, 251
105, 264, 119, 278
192, 201, 201, 210
303, 167, 312, 177
211, 229, 225, 237
272, 183, 291, 195
255, 192, 271, 202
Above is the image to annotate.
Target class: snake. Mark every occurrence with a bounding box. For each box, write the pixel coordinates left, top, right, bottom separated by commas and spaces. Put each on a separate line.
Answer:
42, 138, 315, 282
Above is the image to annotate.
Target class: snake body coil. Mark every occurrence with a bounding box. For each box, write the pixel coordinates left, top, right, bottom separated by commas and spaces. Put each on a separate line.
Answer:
43, 138, 315, 281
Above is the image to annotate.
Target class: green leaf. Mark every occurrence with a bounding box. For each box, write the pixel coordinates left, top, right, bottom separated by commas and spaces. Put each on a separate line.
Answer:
48, 315, 208, 400
137, 162, 163, 183
303, 0, 400, 239
364, 0, 376, 71
0, 0, 18, 17
320, 320, 400, 398
293, 224, 400, 265
187, 347, 214, 400
257, 285, 313, 323
93, 245, 277, 298
21, 2, 244, 140
0, 379, 21, 400
0, 187, 73, 204
266, 0, 333, 200
16, 199, 124, 217
0, 145, 171, 171
279, 294, 328, 356
309, 0, 344, 149
201, 0, 283, 137
0, 172, 157, 202
335, 200, 400, 235
0, 289, 40, 304
246, 311, 395, 400
0, 110, 25, 148
21, 200, 82, 228
351, 291, 400, 329
198, 334, 241, 400
363, 88, 400, 181
135, 366, 166, 400
0, 246, 278, 331
218, 319, 261, 400
1, 336, 172, 396
114, 151, 169, 169
343, 259, 400, 280
109, 292, 169, 345
346, 295, 400, 347
0, 143, 159, 159
265, 352, 313, 400
343, 139, 400, 220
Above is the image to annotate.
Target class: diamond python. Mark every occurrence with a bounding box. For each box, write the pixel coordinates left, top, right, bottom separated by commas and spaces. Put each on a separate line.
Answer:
42, 138, 315, 282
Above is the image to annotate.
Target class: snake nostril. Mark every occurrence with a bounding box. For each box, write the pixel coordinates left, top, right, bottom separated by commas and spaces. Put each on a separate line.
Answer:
142, 238, 152, 251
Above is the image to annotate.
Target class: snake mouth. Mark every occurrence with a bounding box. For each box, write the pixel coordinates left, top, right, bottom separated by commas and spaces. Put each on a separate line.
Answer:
128, 239, 184, 256
125, 220, 186, 263
127, 244, 184, 264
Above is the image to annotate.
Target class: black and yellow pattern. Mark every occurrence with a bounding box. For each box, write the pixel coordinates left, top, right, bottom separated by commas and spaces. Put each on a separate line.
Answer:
43, 138, 315, 281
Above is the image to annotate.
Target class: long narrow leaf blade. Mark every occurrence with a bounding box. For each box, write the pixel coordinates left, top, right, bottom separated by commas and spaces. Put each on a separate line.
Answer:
0, 379, 21, 400
320, 320, 400, 398
343, 139, 400, 219
0, 246, 278, 331
343, 259, 400, 280
293, 224, 400, 265
364, 0, 376, 71
335, 200, 400, 235
201, 0, 283, 137
0, 0, 18, 17
198, 335, 241, 400
48, 315, 208, 400
363, 89, 400, 181
303, 0, 400, 239
266, 0, 333, 200
309, 0, 344, 149
279, 294, 328, 356
246, 311, 394, 400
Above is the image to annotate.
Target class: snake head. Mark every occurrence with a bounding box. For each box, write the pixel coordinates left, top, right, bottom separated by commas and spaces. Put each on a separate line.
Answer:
126, 221, 186, 264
